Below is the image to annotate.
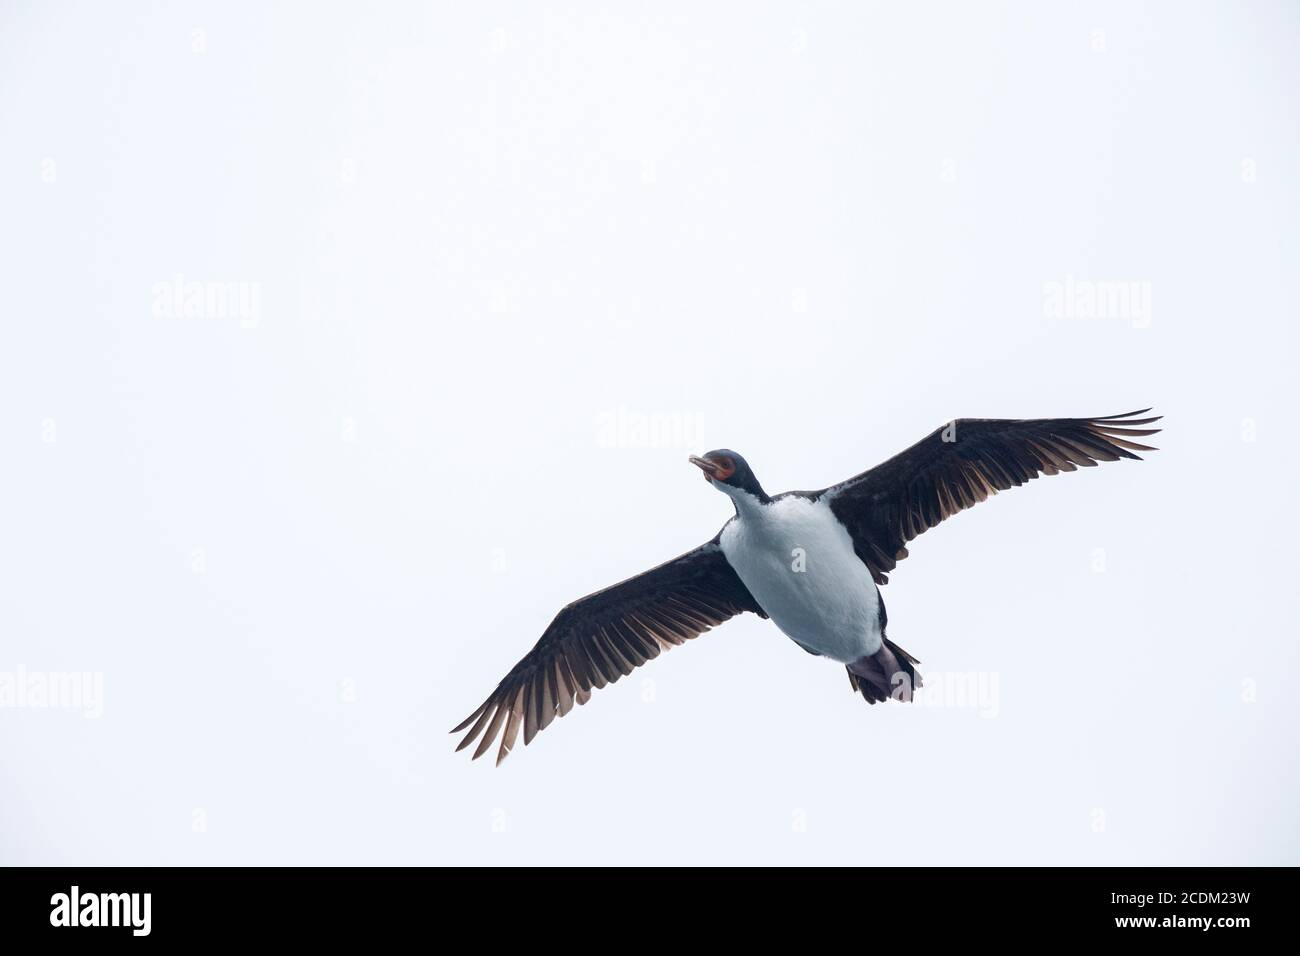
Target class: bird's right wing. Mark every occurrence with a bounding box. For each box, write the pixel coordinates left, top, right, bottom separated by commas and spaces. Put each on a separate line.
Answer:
452, 538, 762, 764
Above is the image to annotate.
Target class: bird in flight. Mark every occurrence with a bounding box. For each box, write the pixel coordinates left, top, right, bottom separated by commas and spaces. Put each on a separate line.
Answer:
453, 409, 1160, 764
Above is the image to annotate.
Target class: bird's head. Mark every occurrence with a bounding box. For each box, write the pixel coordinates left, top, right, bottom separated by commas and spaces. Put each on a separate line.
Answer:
689, 449, 769, 505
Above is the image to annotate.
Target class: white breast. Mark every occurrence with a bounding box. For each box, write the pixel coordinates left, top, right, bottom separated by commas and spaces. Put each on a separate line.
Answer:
719, 495, 881, 663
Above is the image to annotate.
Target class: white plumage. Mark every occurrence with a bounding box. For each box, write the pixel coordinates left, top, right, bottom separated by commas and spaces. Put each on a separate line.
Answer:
718, 490, 881, 664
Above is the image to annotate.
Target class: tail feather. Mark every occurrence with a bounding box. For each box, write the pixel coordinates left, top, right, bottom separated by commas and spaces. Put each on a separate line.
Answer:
846, 638, 922, 705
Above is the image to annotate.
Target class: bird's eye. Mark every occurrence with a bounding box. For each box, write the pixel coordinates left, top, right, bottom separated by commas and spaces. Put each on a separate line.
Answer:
713, 457, 736, 480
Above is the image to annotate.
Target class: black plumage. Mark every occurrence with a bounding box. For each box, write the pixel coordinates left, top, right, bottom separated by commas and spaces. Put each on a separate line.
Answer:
451, 540, 762, 765
816, 409, 1160, 585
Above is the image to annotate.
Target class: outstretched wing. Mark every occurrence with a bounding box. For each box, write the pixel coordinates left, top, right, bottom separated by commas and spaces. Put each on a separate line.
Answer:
820, 409, 1161, 585
452, 538, 762, 764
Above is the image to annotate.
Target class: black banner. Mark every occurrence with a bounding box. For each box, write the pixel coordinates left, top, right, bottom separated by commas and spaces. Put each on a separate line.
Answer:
0, 867, 1279, 943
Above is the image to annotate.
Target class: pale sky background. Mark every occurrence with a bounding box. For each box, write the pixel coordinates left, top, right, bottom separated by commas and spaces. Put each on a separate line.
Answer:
2, 1, 1297, 865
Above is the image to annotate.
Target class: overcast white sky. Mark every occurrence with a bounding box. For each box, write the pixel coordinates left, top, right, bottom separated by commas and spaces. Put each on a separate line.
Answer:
2, 0, 1298, 865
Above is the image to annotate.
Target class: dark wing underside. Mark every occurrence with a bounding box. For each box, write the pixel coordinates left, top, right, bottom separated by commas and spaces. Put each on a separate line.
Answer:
822, 409, 1161, 585
452, 539, 761, 764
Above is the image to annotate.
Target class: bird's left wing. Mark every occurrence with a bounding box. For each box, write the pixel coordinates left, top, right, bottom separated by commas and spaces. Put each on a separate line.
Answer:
452, 538, 762, 764
817, 409, 1161, 585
